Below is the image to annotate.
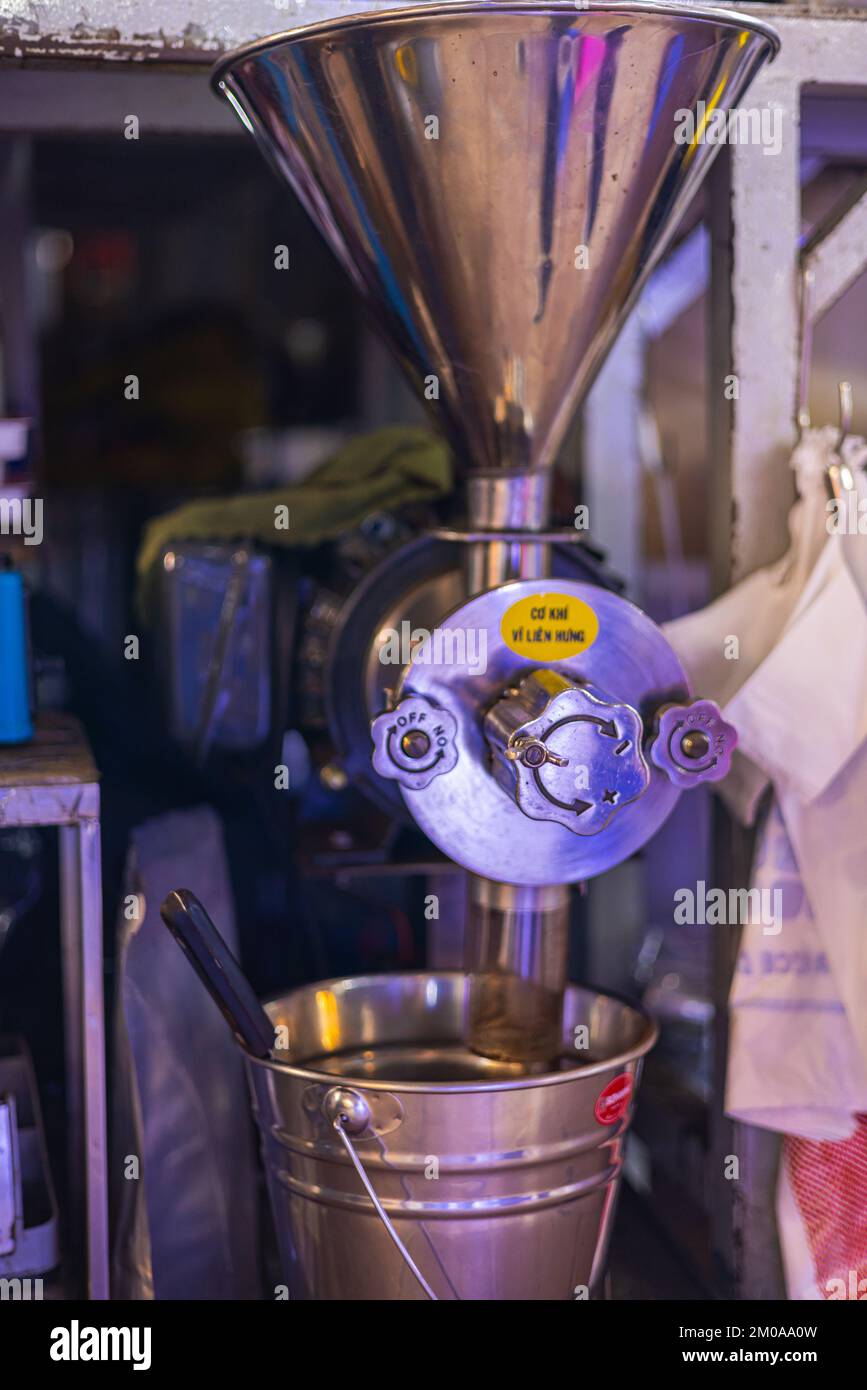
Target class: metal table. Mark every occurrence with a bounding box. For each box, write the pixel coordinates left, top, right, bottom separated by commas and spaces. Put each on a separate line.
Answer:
0, 713, 108, 1299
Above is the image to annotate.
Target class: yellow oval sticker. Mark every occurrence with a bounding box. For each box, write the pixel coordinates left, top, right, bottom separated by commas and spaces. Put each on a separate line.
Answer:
501, 592, 599, 661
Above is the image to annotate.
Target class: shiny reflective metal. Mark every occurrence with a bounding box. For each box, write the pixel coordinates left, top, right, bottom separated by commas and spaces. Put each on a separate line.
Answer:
214, 4, 778, 482
244, 971, 656, 1300
465, 878, 570, 1066
466, 530, 552, 592
395, 577, 689, 882
327, 1096, 439, 1299
465, 470, 556, 588
486, 668, 650, 834
467, 472, 552, 532
649, 698, 738, 787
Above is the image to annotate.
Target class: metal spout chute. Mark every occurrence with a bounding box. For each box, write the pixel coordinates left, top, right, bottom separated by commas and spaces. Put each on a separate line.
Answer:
214, 3, 777, 479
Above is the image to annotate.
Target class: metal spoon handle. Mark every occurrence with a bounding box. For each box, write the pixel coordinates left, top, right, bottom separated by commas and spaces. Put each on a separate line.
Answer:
159, 888, 276, 1059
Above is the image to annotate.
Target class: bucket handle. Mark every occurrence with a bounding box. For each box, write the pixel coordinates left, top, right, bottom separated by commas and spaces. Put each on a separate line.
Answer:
324, 1087, 440, 1301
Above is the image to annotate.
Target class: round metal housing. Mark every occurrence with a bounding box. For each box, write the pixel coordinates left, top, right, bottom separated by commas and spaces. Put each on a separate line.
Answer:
393, 577, 690, 882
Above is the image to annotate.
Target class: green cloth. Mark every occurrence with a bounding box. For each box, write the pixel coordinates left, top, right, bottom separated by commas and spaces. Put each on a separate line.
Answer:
137, 426, 452, 619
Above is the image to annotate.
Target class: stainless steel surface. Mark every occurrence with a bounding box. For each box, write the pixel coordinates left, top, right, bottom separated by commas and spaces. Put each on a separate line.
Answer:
466, 534, 551, 595
244, 971, 656, 1300
485, 668, 650, 834
332, 530, 614, 812
467, 472, 551, 532
395, 577, 689, 883
464, 468, 555, 640
465, 878, 570, 1066
214, 4, 778, 482
326, 1091, 439, 1299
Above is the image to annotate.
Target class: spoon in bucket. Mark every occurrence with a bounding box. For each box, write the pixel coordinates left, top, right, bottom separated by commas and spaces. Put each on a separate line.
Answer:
159, 888, 277, 1059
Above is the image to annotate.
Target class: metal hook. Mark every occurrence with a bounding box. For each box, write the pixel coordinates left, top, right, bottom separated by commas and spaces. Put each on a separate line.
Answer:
826, 382, 856, 503
797, 259, 855, 469
836, 380, 853, 453
797, 265, 815, 436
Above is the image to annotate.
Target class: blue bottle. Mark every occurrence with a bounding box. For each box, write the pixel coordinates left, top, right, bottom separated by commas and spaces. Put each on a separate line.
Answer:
0, 566, 33, 744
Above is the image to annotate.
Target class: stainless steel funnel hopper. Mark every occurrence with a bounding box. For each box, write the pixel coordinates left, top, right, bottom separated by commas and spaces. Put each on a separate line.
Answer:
214, 3, 778, 482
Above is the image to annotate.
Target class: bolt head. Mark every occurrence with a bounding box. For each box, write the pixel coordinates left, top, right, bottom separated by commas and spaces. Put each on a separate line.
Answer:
400, 729, 431, 760
520, 741, 547, 768
323, 1087, 371, 1135
681, 730, 710, 761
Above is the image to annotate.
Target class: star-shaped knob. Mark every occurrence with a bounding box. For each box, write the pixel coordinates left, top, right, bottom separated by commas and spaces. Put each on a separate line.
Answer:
649, 699, 737, 788
485, 670, 650, 835
370, 694, 458, 791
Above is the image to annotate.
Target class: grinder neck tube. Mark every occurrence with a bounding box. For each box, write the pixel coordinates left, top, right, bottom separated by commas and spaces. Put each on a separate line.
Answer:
465, 469, 553, 594
465, 877, 571, 1067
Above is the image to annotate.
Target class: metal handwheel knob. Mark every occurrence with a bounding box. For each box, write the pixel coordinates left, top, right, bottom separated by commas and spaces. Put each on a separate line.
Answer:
485, 670, 650, 835
370, 694, 458, 790
649, 699, 737, 788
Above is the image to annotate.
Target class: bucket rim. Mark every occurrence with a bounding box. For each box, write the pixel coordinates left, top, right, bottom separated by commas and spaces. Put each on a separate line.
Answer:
243, 970, 659, 1093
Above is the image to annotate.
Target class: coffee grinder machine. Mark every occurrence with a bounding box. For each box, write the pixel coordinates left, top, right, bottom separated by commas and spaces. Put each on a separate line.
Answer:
206, 3, 779, 1298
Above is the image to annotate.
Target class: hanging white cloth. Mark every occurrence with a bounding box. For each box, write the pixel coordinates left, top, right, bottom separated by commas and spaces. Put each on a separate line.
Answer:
663, 424, 867, 1299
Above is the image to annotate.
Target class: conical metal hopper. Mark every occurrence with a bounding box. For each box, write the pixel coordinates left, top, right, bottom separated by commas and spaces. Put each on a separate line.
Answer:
214, 3, 778, 481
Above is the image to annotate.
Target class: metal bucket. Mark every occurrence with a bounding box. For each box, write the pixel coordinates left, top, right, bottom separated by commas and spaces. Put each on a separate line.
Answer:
244, 972, 656, 1301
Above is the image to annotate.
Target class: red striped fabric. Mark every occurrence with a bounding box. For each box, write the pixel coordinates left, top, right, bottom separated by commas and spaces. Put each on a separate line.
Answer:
785, 1116, 867, 1299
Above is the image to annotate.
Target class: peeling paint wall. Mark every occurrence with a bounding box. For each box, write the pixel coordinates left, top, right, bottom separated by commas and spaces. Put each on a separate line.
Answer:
0, 0, 406, 63
1, 2, 865, 67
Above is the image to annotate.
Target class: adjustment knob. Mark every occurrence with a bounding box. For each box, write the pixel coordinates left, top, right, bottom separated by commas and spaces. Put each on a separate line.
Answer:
370, 694, 458, 790
484, 670, 650, 835
649, 699, 737, 788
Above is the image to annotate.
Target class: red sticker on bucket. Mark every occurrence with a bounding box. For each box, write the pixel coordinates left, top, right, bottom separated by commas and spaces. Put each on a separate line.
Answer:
594, 1073, 633, 1126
